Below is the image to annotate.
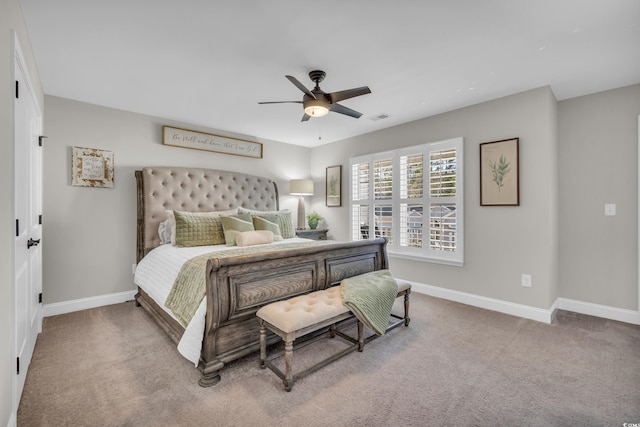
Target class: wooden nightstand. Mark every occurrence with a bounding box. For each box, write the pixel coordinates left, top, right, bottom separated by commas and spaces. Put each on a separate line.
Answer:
295, 229, 328, 241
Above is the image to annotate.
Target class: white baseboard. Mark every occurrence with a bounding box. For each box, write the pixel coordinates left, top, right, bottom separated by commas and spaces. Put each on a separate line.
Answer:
557, 297, 640, 325
408, 281, 556, 323
6, 412, 16, 427
406, 281, 640, 325
43, 290, 137, 317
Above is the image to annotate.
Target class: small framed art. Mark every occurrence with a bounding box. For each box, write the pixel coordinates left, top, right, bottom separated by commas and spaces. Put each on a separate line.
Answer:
480, 138, 519, 206
326, 165, 342, 207
71, 146, 114, 188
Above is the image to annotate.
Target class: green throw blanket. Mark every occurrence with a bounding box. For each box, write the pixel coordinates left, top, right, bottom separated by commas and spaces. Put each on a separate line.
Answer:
165, 241, 334, 327
340, 269, 398, 336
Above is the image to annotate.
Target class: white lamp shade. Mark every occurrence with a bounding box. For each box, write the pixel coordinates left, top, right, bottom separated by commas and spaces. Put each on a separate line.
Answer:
290, 179, 314, 196
303, 99, 330, 117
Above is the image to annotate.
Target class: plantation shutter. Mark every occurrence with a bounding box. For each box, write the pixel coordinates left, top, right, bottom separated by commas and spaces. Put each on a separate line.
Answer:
349, 137, 463, 265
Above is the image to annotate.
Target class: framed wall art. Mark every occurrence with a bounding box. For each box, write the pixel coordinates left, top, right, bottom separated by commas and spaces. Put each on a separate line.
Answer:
71, 146, 114, 188
326, 165, 342, 207
479, 137, 519, 206
162, 126, 263, 159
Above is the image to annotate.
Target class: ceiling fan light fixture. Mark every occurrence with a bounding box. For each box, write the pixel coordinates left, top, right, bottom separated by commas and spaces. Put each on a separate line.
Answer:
303, 99, 329, 117
259, 70, 370, 121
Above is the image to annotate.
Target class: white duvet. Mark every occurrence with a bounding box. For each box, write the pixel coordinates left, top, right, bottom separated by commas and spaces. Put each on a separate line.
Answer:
133, 238, 311, 366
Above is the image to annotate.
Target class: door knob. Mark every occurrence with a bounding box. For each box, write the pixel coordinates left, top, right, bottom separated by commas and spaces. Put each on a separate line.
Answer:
27, 238, 40, 249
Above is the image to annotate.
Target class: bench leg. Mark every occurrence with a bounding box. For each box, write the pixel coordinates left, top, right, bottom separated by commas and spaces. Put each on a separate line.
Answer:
284, 340, 294, 392
357, 320, 364, 352
404, 291, 411, 326
259, 321, 266, 369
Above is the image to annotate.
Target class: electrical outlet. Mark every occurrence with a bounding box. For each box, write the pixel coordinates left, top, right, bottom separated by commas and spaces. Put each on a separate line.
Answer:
604, 204, 616, 216
521, 274, 532, 287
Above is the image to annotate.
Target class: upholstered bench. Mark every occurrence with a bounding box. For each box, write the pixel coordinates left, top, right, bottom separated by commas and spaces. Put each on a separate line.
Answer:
257, 279, 411, 391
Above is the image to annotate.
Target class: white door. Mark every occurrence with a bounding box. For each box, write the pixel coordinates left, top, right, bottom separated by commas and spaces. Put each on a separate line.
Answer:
13, 32, 43, 413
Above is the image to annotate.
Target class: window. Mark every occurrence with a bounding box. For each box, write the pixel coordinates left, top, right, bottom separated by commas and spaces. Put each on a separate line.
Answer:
350, 137, 463, 266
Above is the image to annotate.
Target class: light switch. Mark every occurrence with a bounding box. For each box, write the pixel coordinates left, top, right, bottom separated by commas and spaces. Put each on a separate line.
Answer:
604, 204, 616, 216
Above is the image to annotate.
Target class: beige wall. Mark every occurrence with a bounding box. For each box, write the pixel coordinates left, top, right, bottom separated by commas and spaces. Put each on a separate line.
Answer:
310, 87, 560, 310
1, 0, 44, 424
311, 84, 640, 313
42, 96, 311, 303
559, 84, 640, 310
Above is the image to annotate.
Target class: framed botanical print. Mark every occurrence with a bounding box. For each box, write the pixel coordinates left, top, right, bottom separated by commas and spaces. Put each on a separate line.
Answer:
480, 138, 519, 206
326, 165, 342, 207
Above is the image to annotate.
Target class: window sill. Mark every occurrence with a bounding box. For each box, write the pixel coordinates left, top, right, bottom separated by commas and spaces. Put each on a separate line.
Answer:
387, 250, 464, 267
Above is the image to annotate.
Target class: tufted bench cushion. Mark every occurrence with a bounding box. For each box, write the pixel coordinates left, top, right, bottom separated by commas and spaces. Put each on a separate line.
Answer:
396, 279, 411, 294
256, 287, 349, 334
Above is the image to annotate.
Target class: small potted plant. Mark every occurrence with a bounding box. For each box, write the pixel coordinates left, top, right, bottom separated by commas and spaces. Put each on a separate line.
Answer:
306, 211, 323, 229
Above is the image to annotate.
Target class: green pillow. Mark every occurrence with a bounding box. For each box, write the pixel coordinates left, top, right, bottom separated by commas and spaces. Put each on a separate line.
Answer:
220, 214, 255, 246
252, 215, 283, 241
238, 208, 295, 238
173, 210, 226, 247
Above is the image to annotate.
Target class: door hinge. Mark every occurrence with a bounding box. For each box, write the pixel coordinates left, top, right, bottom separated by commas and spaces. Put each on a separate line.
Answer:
15, 80, 19, 99
38, 293, 43, 304
16, 219, 19, 237
39, 214, 43, 225
39, 135, 47, 146
16, 357, 20, 375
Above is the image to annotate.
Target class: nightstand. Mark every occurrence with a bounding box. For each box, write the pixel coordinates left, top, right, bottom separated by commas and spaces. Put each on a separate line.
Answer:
295, 229, 328, 241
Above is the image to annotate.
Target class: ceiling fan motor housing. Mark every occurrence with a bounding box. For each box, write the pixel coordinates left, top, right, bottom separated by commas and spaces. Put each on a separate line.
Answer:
303, 71, 330, 115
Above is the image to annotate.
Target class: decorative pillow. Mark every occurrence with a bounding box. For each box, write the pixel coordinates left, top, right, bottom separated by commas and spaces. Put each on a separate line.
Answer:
235, 230, 274, 247
238, 208, 295, 238
158, 219, 172, 244
220, 214, 255, 246
174, 210, 231, 247
165, 209, 237, 245
252, 214, 283, 241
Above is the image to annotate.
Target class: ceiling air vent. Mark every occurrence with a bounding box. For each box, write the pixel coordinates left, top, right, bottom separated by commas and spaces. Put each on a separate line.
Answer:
369, 113, 390, 121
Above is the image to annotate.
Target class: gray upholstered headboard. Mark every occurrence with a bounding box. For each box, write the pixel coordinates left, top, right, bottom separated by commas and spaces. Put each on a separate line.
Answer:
136, 166, 279, 261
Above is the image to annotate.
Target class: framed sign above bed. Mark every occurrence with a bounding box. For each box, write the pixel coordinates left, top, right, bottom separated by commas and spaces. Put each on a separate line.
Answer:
162, 126, 263, 159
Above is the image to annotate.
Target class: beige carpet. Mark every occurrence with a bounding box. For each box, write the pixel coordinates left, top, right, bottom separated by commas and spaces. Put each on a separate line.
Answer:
18, 293, 640, 426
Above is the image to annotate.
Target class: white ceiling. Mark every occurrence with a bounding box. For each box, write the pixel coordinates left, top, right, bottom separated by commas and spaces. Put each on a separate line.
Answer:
20, 0, 640, 148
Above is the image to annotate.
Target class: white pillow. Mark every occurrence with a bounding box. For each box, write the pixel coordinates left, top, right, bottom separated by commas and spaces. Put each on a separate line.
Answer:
235, 230, 274, 247
158, 219, 172, 244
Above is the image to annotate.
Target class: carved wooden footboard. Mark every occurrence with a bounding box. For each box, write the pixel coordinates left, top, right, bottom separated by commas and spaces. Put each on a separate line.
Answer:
134, 166, 388, 386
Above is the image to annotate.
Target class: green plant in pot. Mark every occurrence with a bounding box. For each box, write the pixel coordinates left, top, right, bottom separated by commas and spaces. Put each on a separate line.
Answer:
306, 211, 323, 229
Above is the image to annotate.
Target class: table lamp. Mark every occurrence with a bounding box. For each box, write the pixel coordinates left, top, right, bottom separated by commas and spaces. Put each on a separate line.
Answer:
289, 179, 314, 229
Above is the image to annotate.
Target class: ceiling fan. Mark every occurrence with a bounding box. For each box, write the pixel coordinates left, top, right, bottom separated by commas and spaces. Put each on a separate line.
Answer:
258, 70, 371, 122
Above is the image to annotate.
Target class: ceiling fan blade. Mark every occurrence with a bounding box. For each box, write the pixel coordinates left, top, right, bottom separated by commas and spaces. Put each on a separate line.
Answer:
330, 103, 363, 119
258, 101, 302, 104
328, 86, 371, 103
286, 75, 316, 99
301, 113, 311, 122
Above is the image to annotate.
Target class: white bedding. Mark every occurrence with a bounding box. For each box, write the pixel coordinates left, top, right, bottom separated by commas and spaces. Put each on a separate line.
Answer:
133, 238, 312, 366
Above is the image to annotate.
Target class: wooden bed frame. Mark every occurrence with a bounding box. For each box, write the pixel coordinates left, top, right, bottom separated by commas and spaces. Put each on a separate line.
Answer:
134, 167, 389, 387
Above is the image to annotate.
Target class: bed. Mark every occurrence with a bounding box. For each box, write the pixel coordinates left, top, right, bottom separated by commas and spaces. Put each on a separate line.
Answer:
133, 166, 389, 387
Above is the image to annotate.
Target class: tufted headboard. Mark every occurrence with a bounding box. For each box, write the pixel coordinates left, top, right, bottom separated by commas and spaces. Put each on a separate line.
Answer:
135, 166, 279, 262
